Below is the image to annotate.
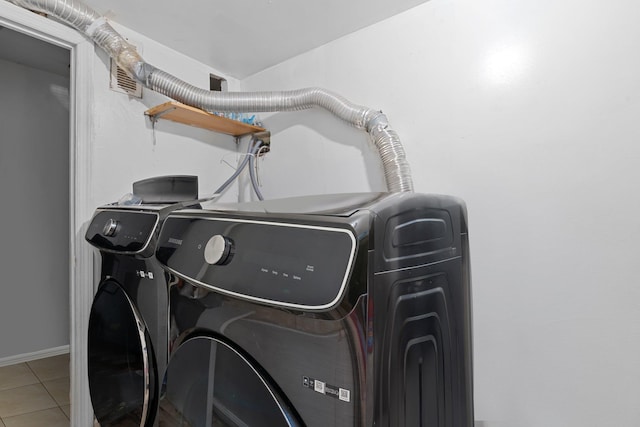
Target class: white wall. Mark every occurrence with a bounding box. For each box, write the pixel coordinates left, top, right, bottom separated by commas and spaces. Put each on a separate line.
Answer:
0, 57, 70, 358
88, 22, 245, 207
241, 1, 640, 425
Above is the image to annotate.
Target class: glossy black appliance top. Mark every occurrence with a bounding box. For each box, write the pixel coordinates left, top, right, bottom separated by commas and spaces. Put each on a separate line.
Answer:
197, 192, 387, 216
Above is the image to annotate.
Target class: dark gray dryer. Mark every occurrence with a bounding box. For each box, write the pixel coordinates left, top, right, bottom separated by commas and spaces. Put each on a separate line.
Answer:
85, 203, 175, 427
155, 192, 474, 427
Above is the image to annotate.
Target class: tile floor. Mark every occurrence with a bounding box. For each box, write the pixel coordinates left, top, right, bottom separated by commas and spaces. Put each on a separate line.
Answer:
0, 353, 70, 427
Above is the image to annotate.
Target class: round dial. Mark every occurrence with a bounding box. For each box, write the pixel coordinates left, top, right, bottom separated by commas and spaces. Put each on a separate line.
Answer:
103, 219, 119, 237
204, 235, 233, 265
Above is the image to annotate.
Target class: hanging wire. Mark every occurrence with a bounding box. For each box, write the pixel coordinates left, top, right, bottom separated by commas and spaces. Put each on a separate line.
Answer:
249, 144, 264, 201
214, 137, 263, 197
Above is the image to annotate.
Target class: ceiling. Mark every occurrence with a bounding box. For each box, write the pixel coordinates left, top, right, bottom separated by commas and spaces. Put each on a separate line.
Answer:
82, 0, 429, 79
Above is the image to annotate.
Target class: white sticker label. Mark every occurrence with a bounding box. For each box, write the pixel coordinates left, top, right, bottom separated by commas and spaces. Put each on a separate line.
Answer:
303, 376, 350, 404
137, 270, 154, 279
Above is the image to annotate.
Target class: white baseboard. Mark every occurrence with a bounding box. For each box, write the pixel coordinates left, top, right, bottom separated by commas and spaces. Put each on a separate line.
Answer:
0, 345, 70, 367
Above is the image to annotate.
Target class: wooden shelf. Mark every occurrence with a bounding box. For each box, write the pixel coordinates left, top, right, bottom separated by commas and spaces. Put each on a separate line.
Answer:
145, 101, 266, 137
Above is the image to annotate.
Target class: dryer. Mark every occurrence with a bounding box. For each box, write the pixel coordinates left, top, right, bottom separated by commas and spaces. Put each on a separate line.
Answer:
86, 203, 175, 426
154, 192, 474, 427
85, 175, 201, 426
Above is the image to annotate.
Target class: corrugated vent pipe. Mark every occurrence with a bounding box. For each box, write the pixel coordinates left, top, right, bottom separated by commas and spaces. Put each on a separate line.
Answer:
7, 0, 414, 192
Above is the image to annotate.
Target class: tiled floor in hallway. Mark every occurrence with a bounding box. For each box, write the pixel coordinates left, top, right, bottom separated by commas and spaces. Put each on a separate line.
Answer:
0, 353, 70, 427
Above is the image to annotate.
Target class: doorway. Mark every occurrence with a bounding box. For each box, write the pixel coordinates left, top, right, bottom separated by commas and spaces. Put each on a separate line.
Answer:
0, 4, 95, 425
0, 24, 71, 423
0, 25, 71, 363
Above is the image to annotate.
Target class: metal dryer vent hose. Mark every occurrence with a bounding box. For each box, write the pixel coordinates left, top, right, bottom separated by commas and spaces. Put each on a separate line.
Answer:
7, 0, 414, 192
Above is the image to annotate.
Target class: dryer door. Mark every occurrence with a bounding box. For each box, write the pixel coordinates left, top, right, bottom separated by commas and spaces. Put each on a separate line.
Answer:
88, 280, 158, 427
159, 336, 302, 426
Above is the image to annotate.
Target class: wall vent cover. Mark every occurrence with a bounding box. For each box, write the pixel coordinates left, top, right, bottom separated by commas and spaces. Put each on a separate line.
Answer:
109, 40, 142, 98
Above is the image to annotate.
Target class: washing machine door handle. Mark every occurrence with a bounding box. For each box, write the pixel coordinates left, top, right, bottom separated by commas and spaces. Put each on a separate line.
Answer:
88, 280, 158, 427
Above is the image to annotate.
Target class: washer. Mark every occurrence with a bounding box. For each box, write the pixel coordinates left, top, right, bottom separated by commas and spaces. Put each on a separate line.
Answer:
85, 203, 179, 427
154, 192, 474, 427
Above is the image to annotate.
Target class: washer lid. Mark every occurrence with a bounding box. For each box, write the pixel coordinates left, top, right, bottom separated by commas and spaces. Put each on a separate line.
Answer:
88, 280, 157, 427
159, 336, 302, 427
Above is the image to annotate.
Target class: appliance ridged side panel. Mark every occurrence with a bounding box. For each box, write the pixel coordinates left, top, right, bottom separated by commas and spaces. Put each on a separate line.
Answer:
373, 194, 465, 274
384, 274, 452, 427
371, 194, 473, 427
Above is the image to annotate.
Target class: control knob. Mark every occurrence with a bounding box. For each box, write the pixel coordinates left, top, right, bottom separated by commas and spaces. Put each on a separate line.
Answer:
103, 219, 119, 237
204, 235, 234, 265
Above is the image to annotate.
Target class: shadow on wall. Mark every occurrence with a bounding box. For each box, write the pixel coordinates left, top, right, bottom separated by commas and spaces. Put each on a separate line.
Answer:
143, 116, 237, 151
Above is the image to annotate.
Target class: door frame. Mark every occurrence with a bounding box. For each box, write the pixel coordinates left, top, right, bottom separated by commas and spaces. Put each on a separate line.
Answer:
0, 3, 94, 426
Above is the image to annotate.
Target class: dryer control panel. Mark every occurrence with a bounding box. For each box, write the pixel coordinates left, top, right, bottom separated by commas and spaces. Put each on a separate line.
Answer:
86, 210, 159, 254
156, 215, 356, 311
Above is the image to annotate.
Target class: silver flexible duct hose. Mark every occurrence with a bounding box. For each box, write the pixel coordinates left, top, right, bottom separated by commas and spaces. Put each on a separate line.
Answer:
7, 0, 414, 192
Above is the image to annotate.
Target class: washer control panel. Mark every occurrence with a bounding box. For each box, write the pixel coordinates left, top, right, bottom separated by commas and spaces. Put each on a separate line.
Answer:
156, 216, 356, 310
86, 210, 159, 253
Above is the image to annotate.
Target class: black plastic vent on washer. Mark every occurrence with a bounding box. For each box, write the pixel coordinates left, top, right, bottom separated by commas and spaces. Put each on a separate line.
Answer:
383, 273, 452, 427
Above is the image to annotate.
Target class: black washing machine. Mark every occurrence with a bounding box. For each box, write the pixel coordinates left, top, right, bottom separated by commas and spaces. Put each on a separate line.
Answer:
154, 192, 474, 427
